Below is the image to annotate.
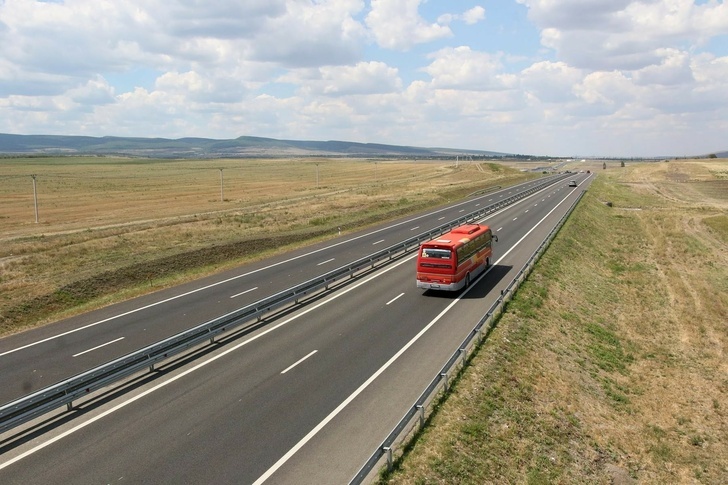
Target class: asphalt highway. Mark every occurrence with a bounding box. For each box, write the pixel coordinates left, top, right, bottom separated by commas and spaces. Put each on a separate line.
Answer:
0, 173, 592, 484
0, 175, 565, 404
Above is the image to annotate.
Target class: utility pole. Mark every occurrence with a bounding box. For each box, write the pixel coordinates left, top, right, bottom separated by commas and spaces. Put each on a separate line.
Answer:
315, 163, 320, 189
31, 174, 39, 223
219, 168, 224, 202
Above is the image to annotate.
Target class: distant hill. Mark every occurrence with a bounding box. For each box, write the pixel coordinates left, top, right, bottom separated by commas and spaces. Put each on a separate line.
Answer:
0, 133, 509, 159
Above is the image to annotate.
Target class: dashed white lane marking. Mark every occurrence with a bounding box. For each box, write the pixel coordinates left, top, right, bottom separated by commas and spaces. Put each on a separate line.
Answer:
386, 293, 405, 305
230, 287, 259, 298
73, 337, 125, 358
281, 351, 318, 374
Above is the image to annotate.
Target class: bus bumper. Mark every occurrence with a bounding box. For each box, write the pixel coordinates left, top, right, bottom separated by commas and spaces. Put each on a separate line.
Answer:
417, 280, 462, 291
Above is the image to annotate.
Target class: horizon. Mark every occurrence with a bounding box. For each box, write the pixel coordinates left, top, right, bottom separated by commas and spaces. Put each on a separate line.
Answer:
3, 132, 720, 160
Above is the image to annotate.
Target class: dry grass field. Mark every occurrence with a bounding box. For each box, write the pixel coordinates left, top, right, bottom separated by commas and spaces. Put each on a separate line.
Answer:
0, 156, 533, 335
382, 159, 727, 484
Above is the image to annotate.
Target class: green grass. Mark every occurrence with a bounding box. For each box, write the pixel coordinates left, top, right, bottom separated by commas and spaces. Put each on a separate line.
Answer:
704, 214, 728, 243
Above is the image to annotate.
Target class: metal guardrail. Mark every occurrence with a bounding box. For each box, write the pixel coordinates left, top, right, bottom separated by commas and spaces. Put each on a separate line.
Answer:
0, 174, 572, 435
350, 189, 587, 484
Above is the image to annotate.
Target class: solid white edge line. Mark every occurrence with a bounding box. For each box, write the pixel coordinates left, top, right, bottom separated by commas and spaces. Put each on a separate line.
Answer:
281, 350, 318, 375
252, 189, 575, 484
72, 337, 125, 358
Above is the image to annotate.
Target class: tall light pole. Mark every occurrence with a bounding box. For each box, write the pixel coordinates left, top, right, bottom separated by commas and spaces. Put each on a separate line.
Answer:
31, 174, 39, 223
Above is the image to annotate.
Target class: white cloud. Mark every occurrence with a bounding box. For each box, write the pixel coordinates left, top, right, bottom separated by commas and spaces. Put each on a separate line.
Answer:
520, 61, 583, 103
518, 0, 728, 70
366, 0, 452, 50
574, 70, 635, 108
151, 0, 287, 38
67, 76, 116, 106
632, 48, 694, 86
281, 62, 402, 97
422, 46, 516, 91
462, 6, 487, 25
248, 0, 367, 67
438, 6, 486, 26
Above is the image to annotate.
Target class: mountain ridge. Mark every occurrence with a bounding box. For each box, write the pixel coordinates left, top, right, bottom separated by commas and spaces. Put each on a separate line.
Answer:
0, 133, 509, 158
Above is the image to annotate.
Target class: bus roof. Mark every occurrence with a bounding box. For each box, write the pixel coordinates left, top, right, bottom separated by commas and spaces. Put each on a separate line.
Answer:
421, 224, 491, 248
450, 224, 483, 235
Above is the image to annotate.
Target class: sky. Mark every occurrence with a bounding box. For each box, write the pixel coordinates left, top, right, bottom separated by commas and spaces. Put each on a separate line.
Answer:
0, 0, 727, 158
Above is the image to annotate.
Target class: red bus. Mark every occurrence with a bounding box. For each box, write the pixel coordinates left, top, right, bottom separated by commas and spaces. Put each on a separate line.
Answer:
416, 223, 496, 291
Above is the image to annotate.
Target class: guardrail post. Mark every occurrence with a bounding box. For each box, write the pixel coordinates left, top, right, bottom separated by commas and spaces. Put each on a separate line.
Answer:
384, 446, 393, 470
460, 348, 467, 370
441, 372, 448, 392
67, 402, 73, 411
416, 404, 425, 428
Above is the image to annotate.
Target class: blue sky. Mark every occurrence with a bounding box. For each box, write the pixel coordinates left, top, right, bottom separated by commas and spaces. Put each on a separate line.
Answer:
1, 0, 727, 157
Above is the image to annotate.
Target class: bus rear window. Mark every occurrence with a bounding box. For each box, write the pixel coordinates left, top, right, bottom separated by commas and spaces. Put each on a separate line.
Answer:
421, 248, 452, 259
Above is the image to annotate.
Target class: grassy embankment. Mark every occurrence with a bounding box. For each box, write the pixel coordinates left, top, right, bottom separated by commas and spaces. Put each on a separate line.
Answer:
381, 160, 728, 484
0, 156, 534, 336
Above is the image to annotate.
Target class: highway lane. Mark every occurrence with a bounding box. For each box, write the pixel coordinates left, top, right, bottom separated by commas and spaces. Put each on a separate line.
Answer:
0, 174, 592, 484
272, 176, 594, 485
0, 175, 570, 404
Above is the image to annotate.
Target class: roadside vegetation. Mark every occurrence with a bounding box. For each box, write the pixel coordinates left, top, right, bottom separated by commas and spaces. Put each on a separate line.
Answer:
0, 157, 533, 335
381, 159, 727, 484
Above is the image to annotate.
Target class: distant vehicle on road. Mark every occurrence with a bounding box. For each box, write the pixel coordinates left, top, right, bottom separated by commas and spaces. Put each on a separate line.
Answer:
416, 224, 496, 291
569, 180, 578, 187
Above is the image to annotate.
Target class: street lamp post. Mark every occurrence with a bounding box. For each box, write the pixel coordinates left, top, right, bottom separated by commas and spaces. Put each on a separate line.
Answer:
219, 168, 224, 202
31, 174, 39, 223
